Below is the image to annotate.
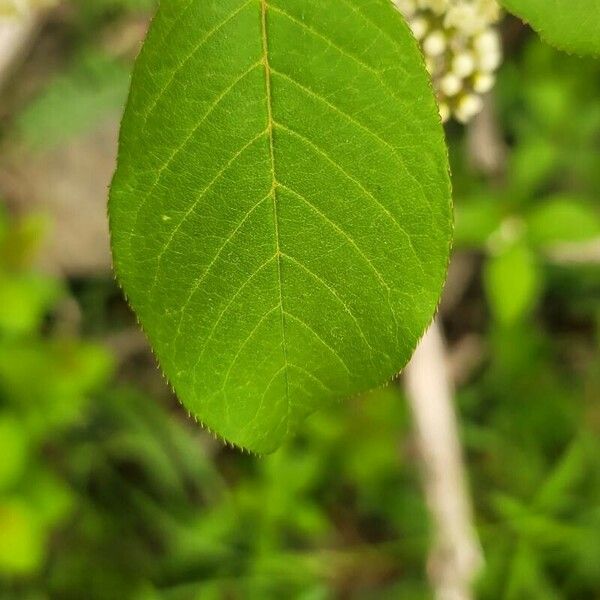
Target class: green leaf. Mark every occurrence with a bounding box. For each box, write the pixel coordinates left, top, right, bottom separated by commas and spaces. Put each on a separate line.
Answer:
0, 274, 62, 337
0, 413, 29, 492
454, 195, 503, 249
526, 196, 600, 247
0, 499, 46, 576
109, 0, 451, 452
485, 244, 540, 326
14, 51, 130, 151
500, 0, 600, 56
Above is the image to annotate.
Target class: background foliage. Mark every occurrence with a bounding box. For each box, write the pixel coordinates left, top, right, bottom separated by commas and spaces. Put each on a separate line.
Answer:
0, 1, 599, 598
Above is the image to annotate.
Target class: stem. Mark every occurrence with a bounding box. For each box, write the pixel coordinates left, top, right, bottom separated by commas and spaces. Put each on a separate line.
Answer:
404, 320, 483, 600
0, 9, 41, 92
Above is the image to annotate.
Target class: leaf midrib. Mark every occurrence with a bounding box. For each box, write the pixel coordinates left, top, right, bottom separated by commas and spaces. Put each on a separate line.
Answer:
260, 0, 291, 417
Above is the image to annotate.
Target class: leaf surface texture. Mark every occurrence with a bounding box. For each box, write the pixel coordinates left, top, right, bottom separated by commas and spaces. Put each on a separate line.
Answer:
109, 0, 452, 452
501, 0, 600, 55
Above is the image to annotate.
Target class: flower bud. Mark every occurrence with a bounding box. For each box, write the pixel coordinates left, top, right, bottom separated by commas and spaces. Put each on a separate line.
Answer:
455, 94, 484, 123
440, 73, 463, 96
473, 72, 495, 94
423, 30, 447, 56
452, 51, 476, 78
410, 16, 429, 40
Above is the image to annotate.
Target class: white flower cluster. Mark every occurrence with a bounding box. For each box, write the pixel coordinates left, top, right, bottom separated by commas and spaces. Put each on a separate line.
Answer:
394, 0, 502, 124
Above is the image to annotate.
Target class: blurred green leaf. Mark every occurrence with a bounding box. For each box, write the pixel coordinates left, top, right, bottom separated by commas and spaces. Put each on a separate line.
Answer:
507, 139, 559, 202
0, 340, 113, 436
454, 196, 503, 249
0, 273, 62, 336
523, 79, 571, 132
0, 413, 29, 492
526, 196, 600, 247
14, 51, 130, 150
24, 469, 76, 529
504, 541, 560, 600
0, 499, 46, 576
0, 214, 49, 271
533, 438, 587, 514
484, 244, 541, 325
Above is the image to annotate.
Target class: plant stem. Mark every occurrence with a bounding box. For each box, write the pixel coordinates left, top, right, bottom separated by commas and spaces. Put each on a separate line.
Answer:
404, 320, 483, 600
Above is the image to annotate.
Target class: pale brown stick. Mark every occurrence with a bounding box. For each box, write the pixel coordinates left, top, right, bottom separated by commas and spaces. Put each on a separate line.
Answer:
545, 238, 600, 266
0, 9, 41, 92
0, 16, 37, 90
466, 93, 507, 178
404, 321, 483, 600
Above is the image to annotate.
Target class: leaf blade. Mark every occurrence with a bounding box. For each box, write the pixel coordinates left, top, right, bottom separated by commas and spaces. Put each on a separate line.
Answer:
109, 0, 452, 452
500, 0, 600, 55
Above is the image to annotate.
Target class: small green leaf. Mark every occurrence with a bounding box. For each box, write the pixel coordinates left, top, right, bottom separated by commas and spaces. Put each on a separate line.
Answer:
0, 499, 46, 576
109, 0, 452, 452
0, 274, 62, 336
14, 51, 130, 151
0, 413, 29, 492
507, 140, 559, 202
500, 0, 600, 56
526, 196, 600, 247
485, 244, 540, 326
454, 196, 503, 249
